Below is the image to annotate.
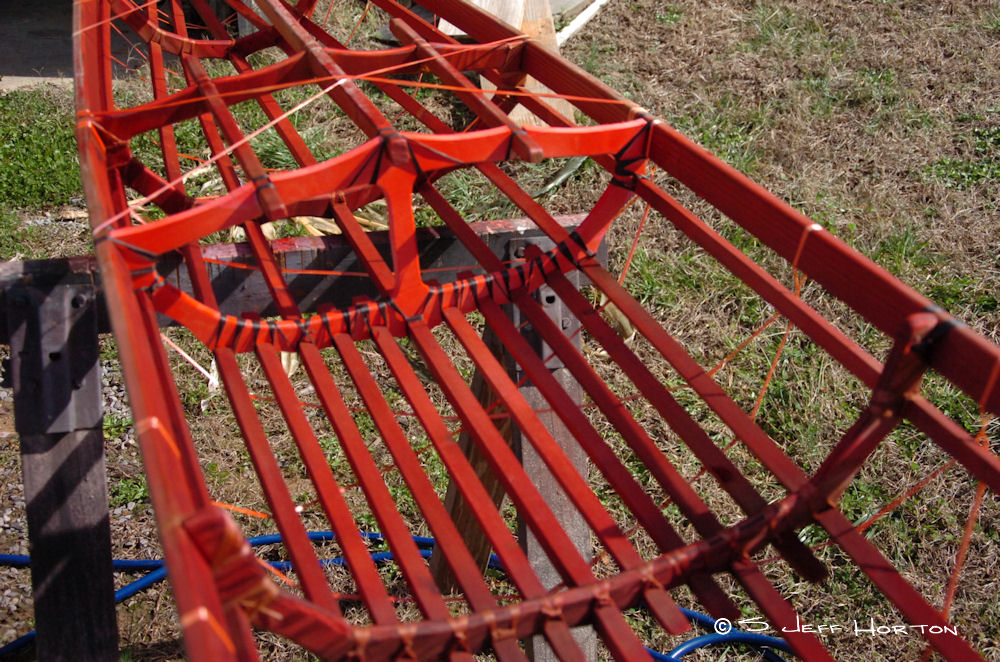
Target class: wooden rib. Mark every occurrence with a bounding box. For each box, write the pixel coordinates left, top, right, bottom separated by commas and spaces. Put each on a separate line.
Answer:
369, 327, 589, 660
322, 336, 530, 662
543, 265, 827, 582
472, 296, 738, 620
407, 321, 650, 659
254, 343, 400, 625
442, 307, 692, 635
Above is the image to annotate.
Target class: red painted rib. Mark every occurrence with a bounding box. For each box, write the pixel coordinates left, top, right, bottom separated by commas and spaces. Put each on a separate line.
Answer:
73, 1, 1000, 659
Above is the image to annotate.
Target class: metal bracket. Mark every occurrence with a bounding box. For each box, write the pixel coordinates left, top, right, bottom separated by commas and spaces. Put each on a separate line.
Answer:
506, 236, 583, 374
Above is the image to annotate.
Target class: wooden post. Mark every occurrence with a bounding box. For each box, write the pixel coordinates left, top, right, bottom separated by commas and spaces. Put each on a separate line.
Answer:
427, 326, 513, 593
510, 0, 575, 125
439, 0, 526, 35
441, 0, 576, 125
430, 235, 599, 660
508, 241, 596, 662
6, 279, 118, 661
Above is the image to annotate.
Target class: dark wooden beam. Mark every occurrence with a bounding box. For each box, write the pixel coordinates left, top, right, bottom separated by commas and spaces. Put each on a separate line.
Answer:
0, 214, 585, 341
6, 278, 119, 662
428, 232, 602, 661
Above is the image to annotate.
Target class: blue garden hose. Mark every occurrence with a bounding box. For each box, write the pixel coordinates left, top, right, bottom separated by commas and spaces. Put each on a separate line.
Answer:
651, 631, 791, 661
650, 608, 791, 661
1, 535, 793, 660
0, 531, 497, 658
0, 558, 170, 658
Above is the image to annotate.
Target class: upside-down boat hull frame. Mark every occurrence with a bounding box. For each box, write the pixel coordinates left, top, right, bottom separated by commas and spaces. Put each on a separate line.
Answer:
74, 1, 1000, 659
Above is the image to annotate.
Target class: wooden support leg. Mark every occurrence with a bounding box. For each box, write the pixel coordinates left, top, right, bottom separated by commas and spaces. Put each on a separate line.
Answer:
6, 281, 118, 661
515, 369, 596, 661
431, 236, 597, 660
428, 325, 513, 594
509, 260, 596, 662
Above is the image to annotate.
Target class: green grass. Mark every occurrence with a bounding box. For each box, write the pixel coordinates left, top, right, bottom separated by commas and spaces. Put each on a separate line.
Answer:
230, 95, 345, 168
929, 276, 999, 316
625, 247, 706, 312
864, 222, 998, 317
867, 224, 938, 277
926, 123, 1000, 189
0, 208, 40, 260
670, 93, 774, 173
797, 67, 905, 123
581, 38, 619, 79
799, 73, 843, 118
928, 156, 1000, 189
415, 167, 516, 227
109, 477, 149, 508
851, 68, 898, 108
987, 10, 1000, 33
746, 4, 800, 49
0, 88, 82, 208
655, 7, 683, 25
742, 2, 830, 57
103, 414, 133, 440
623, 229, 777, 328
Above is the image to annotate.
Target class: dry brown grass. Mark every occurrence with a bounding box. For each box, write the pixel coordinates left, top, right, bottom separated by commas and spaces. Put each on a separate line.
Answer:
564, 2, 999, 660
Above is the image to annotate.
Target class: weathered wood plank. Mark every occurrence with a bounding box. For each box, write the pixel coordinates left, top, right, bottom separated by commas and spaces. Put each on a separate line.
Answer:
7, 281, 118, 661
427, 324, 513, 593
0, 215, 585, 341
510, 0, 575, 125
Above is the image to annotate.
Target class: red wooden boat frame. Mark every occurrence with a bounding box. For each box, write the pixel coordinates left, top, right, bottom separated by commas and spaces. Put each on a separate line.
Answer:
73, 0, 1000, 659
